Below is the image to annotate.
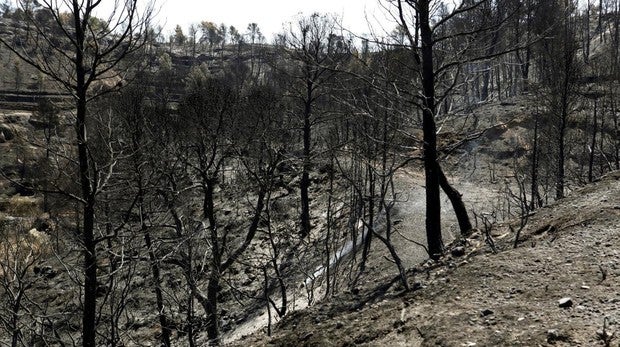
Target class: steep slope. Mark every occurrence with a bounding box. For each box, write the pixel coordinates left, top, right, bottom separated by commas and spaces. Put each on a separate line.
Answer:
234, 170, 620, 346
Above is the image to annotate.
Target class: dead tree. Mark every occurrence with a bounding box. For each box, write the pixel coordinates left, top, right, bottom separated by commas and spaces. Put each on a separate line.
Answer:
385, 0, 516, 256
536, 0, 580, 200
0, 1, 153, 345
276, 13, 350, 238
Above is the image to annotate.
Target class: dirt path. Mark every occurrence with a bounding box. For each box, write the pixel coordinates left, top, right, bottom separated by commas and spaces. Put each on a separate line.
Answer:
222, 164, 504, 344
221, 167, 432, 344
379, 167, 503, 270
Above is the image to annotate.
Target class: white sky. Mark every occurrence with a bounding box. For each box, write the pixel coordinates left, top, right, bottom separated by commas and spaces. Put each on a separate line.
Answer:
152, 0, 395, 41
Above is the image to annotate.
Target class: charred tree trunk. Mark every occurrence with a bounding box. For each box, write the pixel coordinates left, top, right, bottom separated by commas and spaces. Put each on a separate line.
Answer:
131, 95, 172, 347
9, 289, 25, 347
0, 1, 151, 344
204, 178, 221, 342
481, 62, 491, 101
556, 111, 567, 200
77, 75, 98, 347
265, 190, 287, 316
420, 0, 443, 258
205, 186, 267, 342
436, 164, 473, 235
186, 243, 197, 347
372, 204, 409, 291
324, 157, 334, 298
584, 2, 591, 63
530, 114, 543, 209
517, 1, 532, 88
360, 164, 374, 272
481, 7, 502, 101
588, 99, 598, 182
598, 0, 604, 35
144, 231, 171, 347
556, 53, 572, 200
206, 271, 220, 342
613, 98, 620, 170
300, 92, 312, 239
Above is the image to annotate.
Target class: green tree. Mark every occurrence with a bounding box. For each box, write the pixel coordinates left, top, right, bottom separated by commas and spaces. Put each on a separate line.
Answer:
174, 24, 186, 46
229, 25, 244, 54
200, 21, 222, 54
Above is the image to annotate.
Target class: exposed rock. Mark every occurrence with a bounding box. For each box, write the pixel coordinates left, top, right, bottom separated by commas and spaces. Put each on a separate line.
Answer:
34, 265, 57, 279
546, 329, 559, 341
480, 308, 494, 316
0, 125, 14, 141
28, 228, 49, 244
596, 328, 615, 341
558, 297, 573, 308
96, 284, 108, 297
2, 113, 31, 125
547, 329, 570, 343
301, 332, 314, 341
451, 246, 466, 257
28, 117, 51, 130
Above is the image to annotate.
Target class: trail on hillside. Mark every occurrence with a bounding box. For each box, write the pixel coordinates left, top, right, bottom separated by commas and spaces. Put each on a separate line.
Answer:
221, 163, 504, 344
236, 171, 620, 347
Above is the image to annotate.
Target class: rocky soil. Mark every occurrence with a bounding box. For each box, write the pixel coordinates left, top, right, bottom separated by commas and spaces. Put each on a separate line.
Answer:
233, 169, 620, 346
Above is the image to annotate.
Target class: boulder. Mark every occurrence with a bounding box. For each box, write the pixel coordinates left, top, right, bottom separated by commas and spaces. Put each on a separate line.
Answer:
451, 246, 466, 257
0, 125, 14, 142
28, 117, 51, 130
480, 308, 494, 316
33, 265, 57, 279
558, 297, 573, 308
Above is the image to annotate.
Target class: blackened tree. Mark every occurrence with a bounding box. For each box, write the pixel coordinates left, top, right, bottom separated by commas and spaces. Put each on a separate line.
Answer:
0, 1, 153, 345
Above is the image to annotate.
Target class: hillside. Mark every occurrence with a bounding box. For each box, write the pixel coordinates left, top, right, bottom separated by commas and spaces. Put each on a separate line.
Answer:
2, 92, 618, 346
1, 2, 619, 345
234, 170, 620, 346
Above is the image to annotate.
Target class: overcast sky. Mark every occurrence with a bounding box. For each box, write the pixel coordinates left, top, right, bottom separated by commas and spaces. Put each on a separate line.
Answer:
153, 0, 395, 41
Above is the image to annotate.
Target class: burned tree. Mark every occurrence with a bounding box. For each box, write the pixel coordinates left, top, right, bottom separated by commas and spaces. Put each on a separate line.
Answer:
0, 1, 153, 345
277, 13, 350, 239
382, 0, 523, 257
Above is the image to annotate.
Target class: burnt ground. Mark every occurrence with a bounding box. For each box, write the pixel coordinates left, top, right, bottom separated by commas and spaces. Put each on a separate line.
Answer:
229, 95, 620, 346
1, 95, 619, 346
232, 170, 620, 347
